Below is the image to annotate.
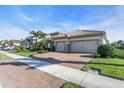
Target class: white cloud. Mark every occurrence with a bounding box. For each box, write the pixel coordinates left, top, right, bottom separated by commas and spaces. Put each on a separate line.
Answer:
0, 24, 28, 40
94, 6, 124, 42
18, 13, 34, 23
72, 6, 124, 43
54, 10, 124, 42
1, 6, 123, 42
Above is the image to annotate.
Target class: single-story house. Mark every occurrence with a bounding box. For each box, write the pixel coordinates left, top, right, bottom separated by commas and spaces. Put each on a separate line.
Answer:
11, 39, 22, 46
21, 39, 30, 48
49, 30, 108, 53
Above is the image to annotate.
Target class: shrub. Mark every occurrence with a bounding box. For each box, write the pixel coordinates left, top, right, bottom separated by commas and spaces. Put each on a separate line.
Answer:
16, 46, 28, 52
97, 44, 115, 57
95, 53, 101, 58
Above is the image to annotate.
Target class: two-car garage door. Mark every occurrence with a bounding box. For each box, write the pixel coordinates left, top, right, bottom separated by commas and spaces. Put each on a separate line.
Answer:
70, 40, 98, 53
55, 40, 98, 53
55, 42, 65, 52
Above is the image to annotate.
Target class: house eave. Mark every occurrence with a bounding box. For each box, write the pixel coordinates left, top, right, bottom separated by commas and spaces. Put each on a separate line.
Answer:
52, 33, 106, 40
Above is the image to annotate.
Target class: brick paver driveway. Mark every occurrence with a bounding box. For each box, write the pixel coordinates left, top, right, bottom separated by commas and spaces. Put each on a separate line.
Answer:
33, 52, 94, 69
0, 60, 65, 88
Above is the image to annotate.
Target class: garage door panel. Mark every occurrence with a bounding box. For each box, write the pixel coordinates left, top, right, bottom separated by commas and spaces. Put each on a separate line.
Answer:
55, 42, 65, 52
82, 41, 98, 50
70, 40, 98, 53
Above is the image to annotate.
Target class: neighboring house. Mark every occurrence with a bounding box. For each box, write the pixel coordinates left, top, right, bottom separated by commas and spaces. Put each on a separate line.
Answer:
21, 36, 38, 48
49, 30, 108, 53
12, 39, 22, 46
0, 40, 11, 48
21, 39, 31, 48
1, 39, 22, 50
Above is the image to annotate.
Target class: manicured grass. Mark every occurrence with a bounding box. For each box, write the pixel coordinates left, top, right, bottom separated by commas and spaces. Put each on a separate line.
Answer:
115, 49, 124, 59
0, 53, 12, 60
61, 82, 83, 88
9, 50, 40, 57
83, 49, 124, 80
9, 50, 48, 57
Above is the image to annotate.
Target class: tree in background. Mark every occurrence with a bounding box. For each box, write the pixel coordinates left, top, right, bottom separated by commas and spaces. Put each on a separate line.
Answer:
117, 40, 123, 45
111, 40, 124, 49
26, 37, 32, 49
29, 30, 47, 50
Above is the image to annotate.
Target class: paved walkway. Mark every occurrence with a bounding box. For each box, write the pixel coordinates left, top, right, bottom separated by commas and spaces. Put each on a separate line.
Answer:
1, 51, 124, 88
0, 61, 65, 88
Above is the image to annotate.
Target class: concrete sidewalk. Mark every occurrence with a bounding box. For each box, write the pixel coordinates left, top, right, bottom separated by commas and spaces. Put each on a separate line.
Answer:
1, 51, 124, 88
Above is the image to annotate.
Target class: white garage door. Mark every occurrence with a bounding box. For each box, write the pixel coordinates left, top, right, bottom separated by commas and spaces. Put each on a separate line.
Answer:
70, 40, 98, 53
55, 42, 65, 52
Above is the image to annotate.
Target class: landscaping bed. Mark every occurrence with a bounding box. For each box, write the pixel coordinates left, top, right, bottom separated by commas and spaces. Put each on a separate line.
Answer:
82, 49, 124, 80
61, 82, 83, 88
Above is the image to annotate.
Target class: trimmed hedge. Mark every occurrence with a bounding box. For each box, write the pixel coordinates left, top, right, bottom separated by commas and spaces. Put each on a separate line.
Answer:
97, 44, 115, 57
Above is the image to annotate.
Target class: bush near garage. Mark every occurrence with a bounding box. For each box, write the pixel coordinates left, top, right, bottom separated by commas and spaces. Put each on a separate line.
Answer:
97, 44, 115, 57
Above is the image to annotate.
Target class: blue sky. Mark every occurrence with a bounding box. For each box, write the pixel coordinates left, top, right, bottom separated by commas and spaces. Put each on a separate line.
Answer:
0, 5, 124, 42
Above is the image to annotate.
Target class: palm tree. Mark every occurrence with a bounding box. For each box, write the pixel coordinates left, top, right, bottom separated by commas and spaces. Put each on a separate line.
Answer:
37, 30, 47, 39
37, 30, 47, 49
26, 37, 32, 49
29, 30, 39, 49
29, 30, 47, 50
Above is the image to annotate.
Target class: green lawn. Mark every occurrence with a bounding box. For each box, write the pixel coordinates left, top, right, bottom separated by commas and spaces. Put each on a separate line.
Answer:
83, 49, 124, 80
61, 82, 83, 88
0, 53, 12, 60
9, 50, 40, 57
9, 49, 48, 57
115, 49, 124, 59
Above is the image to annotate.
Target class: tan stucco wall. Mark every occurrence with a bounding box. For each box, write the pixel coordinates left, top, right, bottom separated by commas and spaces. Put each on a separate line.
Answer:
13, 43, 21, 46
54, 39, 67, 42
53, 35, 105, 53
69, 36, 104, 45
70, 36, 103, 42
54, 36, 104, 44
